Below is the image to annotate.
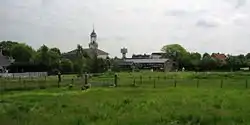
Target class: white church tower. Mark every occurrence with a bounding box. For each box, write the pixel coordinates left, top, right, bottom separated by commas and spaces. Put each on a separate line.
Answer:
89, 27, 98, 49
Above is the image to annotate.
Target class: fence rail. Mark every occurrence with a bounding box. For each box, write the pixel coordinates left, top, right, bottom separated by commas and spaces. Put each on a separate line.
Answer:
0, 72, 48, 78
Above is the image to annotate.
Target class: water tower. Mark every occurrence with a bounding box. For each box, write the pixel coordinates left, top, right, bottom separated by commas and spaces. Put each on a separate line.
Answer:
121, 48, 128, 59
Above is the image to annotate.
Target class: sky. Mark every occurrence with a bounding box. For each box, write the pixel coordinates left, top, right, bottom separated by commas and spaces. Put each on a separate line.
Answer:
1, 0, 250, 57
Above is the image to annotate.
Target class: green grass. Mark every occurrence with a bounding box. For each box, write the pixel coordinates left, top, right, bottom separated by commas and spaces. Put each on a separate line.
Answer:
2, 87, 250, 125
2, 72, 250, 124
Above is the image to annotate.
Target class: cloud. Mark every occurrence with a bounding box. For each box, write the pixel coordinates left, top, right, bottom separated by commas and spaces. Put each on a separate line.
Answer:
225, 0, 247, 9
2, 0, 250, 57
196, 18, 221, 28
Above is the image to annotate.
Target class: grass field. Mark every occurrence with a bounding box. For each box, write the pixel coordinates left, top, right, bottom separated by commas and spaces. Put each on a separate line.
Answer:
1, 87, 250, 125
2, 72, 250, 125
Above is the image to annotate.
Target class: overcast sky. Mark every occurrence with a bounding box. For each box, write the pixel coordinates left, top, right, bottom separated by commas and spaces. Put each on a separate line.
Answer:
1, 0, 250, 57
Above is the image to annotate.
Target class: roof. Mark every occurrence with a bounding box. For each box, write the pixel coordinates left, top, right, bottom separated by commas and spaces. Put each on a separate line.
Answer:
151, 52, 164, 55
124, 59, 169, 64
63, 48, 108, 56
132, 54, 150, 59
211, 53, 227, 60
0, 53, 12, 67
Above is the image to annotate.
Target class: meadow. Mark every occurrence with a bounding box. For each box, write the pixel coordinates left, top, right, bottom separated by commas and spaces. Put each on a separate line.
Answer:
1, 72, 250, 125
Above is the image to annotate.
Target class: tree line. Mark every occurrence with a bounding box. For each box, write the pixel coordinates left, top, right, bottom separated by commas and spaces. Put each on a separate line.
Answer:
0, 41, 110, 75
161, 44, 250, 72
1, 41, 250, 73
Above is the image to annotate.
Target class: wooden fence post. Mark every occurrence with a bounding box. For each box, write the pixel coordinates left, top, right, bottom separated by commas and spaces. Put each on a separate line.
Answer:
114, 74, 118, 87
133, 78, 136, 87
197, 79, 199, 88
84, 74, 88, 85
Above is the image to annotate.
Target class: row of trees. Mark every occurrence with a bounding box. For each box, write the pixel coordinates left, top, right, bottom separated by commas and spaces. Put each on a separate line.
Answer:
161, 44, 250, 71
0, 41, 109, 74
2, 41, 250, 73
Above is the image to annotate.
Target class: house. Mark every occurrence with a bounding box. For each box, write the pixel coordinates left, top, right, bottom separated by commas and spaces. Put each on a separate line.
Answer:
63, 28, 109, 59
132, 54, 150, 59
151, 52, 165, 59
0, 49, 13, 72
211, 53, 227, 64
118, 58, 174, 72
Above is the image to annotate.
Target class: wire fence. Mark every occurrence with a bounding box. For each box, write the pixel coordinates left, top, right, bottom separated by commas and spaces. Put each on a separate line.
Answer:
1, 74, 250, 93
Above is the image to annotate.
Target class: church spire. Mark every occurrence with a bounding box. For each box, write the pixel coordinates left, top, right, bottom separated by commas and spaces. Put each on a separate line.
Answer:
89, 25, 98, 49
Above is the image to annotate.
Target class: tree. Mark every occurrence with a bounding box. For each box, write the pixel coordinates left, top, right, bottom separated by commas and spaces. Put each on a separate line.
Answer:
200, 55, 217, 71
246, 53, 250, 59
34, 45, 61, 71
11, 43, 36, 62
0, 41, 18, 56
35, 45, 50, 65
75, 44, 87, 75
60, 58, 73, 73
50, 48, 61, 55
161, 44, 188, 69
202, 53, 210, 59
190, 52, 201, 60
227, 55, 240, 71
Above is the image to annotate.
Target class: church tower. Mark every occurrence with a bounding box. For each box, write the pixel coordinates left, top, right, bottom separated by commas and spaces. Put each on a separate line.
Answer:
89, 27, 98, 49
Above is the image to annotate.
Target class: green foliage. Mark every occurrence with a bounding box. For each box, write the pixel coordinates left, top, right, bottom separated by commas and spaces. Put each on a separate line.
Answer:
60, 58, 73, 73
50, 47, 61, 55
161, 44, 188, 60
0, 41, 18, 56
11, 43, 35, 62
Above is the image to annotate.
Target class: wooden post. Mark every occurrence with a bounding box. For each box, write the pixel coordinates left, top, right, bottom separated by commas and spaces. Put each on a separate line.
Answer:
220, 79, 223, 88
154, 79, 156, 88
133, 78, 136, 87
197, 79, 199, 88
114, 74, 118, 87
84, 74, 88, 85
246, 79, 248, 89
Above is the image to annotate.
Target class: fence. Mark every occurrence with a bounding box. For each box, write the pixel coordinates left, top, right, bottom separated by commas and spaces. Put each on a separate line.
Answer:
0, 72, 48, 78
117, 75, 250, 89
0, 75, 85, 92
1, 73, 250, 92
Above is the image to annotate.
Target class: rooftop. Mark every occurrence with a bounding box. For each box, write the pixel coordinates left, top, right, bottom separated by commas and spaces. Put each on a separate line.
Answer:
0, 51, 12, 67
124, 58, 169, 64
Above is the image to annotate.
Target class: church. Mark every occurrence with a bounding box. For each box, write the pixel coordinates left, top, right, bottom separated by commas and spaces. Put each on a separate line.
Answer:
63, 28, 109, 59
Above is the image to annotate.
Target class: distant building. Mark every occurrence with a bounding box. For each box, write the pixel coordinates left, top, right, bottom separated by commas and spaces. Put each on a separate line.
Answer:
117, 49, 173, 72
0, 49, 14, 72
151, 52, 165, 59
63, 28, 109, 59
211, 53, 227, 64
132, 54, 150, 59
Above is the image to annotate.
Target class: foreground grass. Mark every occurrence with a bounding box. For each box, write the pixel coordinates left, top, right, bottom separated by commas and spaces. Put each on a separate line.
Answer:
1, 87, 250, 125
